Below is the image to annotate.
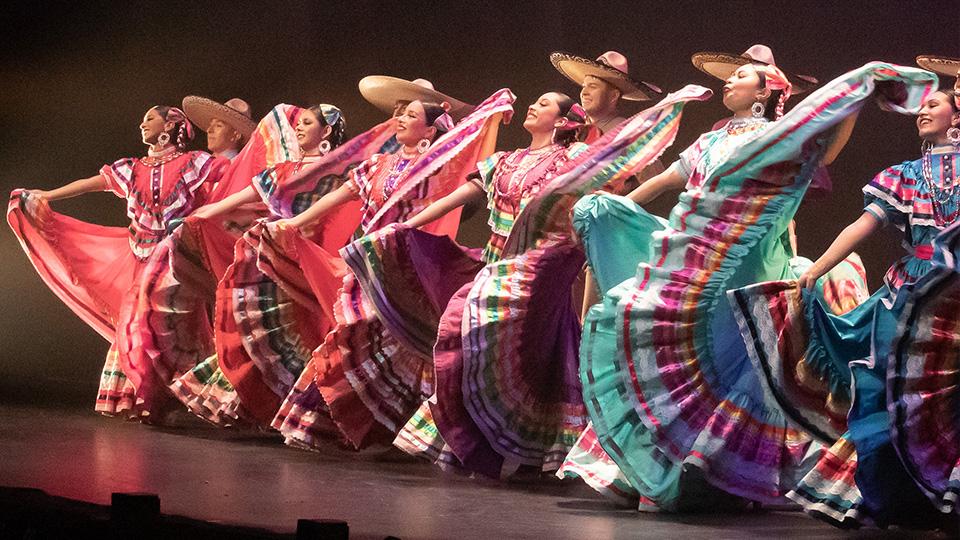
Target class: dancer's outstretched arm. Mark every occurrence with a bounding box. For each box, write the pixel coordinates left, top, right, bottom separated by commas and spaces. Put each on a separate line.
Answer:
798, 211, 880, 289
192, 186, 260, 220
404, 182, 484, 229
626, 163, 686, 205
29, 175, 107, 201
277, 183, 357, 231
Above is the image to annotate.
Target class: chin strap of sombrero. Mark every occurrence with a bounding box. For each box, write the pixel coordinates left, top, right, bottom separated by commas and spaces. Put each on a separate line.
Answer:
760, 65, 793, 119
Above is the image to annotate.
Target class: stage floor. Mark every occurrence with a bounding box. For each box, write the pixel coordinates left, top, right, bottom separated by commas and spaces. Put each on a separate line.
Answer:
0, 404, 937, 539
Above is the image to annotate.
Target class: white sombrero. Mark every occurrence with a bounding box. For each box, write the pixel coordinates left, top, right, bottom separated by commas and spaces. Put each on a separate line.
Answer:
916, 55, 960, 78
358, 76, 473, 120
550, 50, 662, 101
181, 96, 256, 138
691, 44, 818, 94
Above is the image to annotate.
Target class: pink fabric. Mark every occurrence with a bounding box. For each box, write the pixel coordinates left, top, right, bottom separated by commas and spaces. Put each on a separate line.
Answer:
8, 191, 136, 340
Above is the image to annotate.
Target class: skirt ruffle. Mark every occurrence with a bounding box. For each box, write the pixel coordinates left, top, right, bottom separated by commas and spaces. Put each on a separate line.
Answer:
577, 183, 817, 508
312, 276, 427, 449
170, 354, 249, 426
116, 217, 238, 416
214, 222, 332, 425
439, 240, 588, 477
888, 221, 960, 516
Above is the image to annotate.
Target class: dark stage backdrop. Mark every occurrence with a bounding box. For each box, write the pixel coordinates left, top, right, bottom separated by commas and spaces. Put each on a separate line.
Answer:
0, 1, 951, 405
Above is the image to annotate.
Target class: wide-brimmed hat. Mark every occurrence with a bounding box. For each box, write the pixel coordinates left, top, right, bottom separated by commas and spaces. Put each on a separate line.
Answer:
691, 44, 818, 94
359, 76, 473, 120
550, 51, 662, 101
916, 55, 960, 78
181, 96, 256, 138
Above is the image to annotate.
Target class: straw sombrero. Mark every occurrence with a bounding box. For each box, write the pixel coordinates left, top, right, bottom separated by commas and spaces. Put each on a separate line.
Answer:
916, 55, 960, 78
182, 96, 256, 138
550, 50, 662, 101
359, 76, 473, 120
691, 44, 818, 94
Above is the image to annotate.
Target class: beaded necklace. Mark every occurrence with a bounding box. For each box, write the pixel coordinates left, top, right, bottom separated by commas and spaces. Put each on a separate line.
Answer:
139, 147, 182, 209
381, 152, 420, 200
725, 116, 768, 136
293, 153, 323, 174
493, 144, 564, 209
921, 147, 960, 226
139, 148, 182, 167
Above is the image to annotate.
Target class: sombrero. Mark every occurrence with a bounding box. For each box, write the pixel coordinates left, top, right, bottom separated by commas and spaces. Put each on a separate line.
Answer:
359, 76, 473, 120
691, 44, 818, 94
916, 55, 960, 77
550, 50, 662, 101
181, 96, 256, 138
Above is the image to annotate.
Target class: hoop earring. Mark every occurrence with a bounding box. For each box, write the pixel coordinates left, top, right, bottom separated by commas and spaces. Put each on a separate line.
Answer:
156, 132, 171, 147
416, 138, 430, 154
751, 102, 765, 119
948, 127, 960, 149
318, 140, 331, 155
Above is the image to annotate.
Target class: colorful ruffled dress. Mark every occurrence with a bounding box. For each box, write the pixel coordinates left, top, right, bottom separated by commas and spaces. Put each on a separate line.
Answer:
888, 215, 960, 522
731, 145, 959, 528
114, 105, 310, 423
349, 86, 713, 477
557, 195, 868, 508
8, 148, 227, 417
163, 111, 396, 427
572, 63, 935, 511
270, 89, 515, 449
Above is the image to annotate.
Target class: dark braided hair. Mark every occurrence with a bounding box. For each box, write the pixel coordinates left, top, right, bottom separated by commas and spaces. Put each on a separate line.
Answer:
552, 92, 587, 146
152, 105, 195, 150
419, 101, 451, 141
307, 104, 346, 149
942, 88, 959, 113
754, 68, 784, 121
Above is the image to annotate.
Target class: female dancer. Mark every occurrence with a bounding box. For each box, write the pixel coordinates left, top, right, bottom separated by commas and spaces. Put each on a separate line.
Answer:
732, 80, 960, 528
264, 87, 514, 445
133, 80, 449, 420
884, 55, 960, 528
124, 103, 394, 426
347, 82, 712, 477
571, 48, 934, 511
8, 105, 226, 419
344, 91, 589, 476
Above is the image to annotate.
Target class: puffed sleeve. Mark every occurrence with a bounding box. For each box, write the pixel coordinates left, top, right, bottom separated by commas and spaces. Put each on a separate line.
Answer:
473, 151, 507, 192
862, 161, 913, 228
670, 135, 707, 180
344, 153, 383, 197
99, 157, 137, 198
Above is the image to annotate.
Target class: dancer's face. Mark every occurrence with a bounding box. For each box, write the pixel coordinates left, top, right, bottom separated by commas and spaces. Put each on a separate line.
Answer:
722, 64, 770, 114
523, 92, 567, 134
917, 90, 960, 144
140, 108, 173, 145
395, 100, 436, 145
206, 118, 242, 155
580, 76, 620, 119
296, 109, 331, 154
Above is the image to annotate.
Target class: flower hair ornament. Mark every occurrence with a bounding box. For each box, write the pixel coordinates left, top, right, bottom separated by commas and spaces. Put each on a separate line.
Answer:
561, 103, 588, 130
432, 101, 455, 132
315, 104, 344, 129
152, 105, 195, 148
758, 64, 793, 119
